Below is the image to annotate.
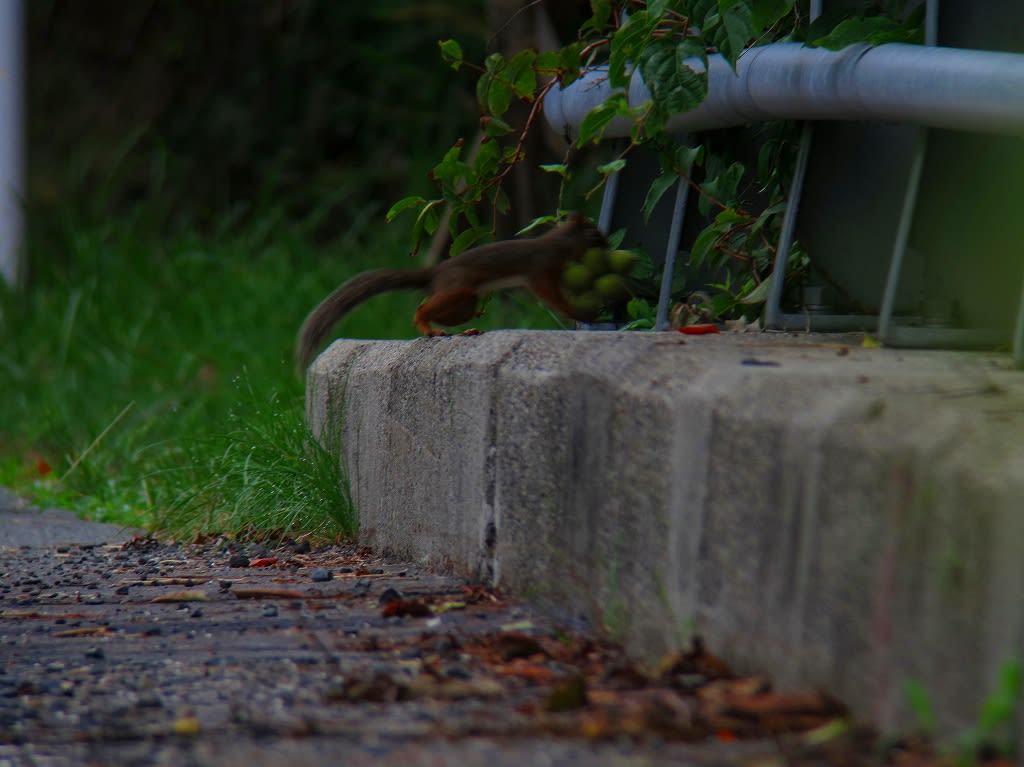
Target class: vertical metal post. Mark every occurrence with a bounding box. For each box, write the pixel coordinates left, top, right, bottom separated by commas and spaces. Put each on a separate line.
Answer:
1014, 273, 1024, 368
764, 0, 820, 329
0, 0, 24, 287
879, 0, 937, 343
765, 121, 814, 329
877, 131, 928, 341
597, 157, 621, 235
654, 174, 691, 331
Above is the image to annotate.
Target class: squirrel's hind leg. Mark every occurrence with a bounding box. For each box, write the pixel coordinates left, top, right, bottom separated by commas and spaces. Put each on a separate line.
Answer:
414, 289, 480, 335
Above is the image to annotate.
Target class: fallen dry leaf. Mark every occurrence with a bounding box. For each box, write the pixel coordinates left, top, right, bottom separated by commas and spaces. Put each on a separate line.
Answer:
151, 590, 208, 603
381, 598, 432, 618
136, 577, 212, 587
407, 674, 505, 700
53, 626, 111, 638
494, 661, 557, 684
232, 588, 304, 600
491, 633, 547, 662
659, 636, 734, 681
546, 674, 587, 712
697, 676, 846, 736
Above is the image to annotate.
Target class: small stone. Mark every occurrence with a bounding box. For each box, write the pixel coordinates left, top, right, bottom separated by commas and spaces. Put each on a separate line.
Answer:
310, 568, 333, 583
378, 587, 403, 604
262, 605, 278, 618
85, 647, 104, 660
190, 608, 203, 619
228, 553, 249, 568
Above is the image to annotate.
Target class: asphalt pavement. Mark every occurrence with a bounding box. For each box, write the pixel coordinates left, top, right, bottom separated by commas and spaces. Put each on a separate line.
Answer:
0, 487, 894, 766
0, 488, 144, 548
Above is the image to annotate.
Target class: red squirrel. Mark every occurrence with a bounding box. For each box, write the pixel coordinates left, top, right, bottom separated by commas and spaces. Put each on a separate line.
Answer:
296, 213, 607, 369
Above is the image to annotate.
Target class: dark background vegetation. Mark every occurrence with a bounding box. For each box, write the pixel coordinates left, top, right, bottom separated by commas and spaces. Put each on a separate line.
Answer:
27, 0, 489, 240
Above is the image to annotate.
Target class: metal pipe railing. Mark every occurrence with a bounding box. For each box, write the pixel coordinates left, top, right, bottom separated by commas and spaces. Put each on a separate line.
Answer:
544, 43, 1024, 141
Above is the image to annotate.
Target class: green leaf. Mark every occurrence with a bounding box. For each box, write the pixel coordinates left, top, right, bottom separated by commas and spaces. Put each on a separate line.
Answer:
535, 50, 561, 76
585, 0, 612, 33
597, 159, 627, 176
487, 79, 513, 119
491, 186, 511, 215
577, 94, 628, 146
438, 39, 463, 70
627, 297, 653, 321
750, 0, 794, 34
715, 207, 748, 225
539, 163, 570, 177
698, 160, 744, 216
639, 37, 709, 118
621, 318, 655, 331
978, 658, 1022, 735
482, 116, 514, 137
431, 143, 474, 188
642, 173, 679, 223
474, 139, 502, 179
739, 276, 772, 304
507, 49, 538, 100
516, 215, 558, 236
716, 3, 754, 69
557, 44, 582, 88
676, 143, 705, 170
609, 11, 656, 88
450, 226, 490, 257
812, 16, 924, 50
477, 53, 512, 117
385, 195, 426, 223
411, 201, 443, 253
690, 225, 721, 267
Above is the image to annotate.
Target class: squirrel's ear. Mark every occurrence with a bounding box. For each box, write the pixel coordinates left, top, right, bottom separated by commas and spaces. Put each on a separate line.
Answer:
566, 211, 585, 227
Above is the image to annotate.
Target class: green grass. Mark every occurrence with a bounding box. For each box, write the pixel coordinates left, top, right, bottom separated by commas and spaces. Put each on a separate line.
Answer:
0, 201, 564, 539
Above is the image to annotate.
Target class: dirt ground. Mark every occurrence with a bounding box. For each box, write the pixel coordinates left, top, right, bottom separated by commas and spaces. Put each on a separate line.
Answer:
0, 532, 949, 767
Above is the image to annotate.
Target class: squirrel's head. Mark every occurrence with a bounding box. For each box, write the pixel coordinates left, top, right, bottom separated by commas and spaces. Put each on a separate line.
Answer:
563, 211, 607, 248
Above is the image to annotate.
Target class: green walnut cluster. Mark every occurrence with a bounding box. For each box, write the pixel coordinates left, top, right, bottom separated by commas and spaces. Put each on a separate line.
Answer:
562, 247, 637, 319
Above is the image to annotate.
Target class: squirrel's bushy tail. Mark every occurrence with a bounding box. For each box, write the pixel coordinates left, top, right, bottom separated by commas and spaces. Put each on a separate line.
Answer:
296, 268, 432, 371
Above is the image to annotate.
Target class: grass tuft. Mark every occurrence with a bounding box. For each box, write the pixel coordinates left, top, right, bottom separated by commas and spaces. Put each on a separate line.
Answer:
0, 195, 561, 538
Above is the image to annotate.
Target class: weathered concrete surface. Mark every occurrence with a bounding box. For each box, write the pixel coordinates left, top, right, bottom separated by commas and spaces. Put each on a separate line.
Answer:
307, 330, 1024, 734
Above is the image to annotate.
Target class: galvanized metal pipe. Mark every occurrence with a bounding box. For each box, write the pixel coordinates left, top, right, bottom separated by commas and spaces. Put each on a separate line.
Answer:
0, 0, 24, 287
544, 43, 1024, 140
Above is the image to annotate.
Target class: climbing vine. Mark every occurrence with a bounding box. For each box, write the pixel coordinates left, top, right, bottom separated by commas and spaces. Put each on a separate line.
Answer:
387, 0, 924, 324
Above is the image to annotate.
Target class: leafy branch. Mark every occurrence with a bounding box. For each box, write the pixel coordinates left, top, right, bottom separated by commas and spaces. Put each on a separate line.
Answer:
389, 0, 924, 321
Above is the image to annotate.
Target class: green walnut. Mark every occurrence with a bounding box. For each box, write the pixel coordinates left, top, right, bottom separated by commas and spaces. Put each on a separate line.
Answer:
581, 247, 608, 275
594, 273, 628, 302
561, 262, 593, 294
607, 249, 637, 274
568, 291, 603, 319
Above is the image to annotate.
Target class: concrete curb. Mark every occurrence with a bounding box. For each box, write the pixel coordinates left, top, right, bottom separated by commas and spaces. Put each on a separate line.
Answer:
307, 330, 1024, 734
